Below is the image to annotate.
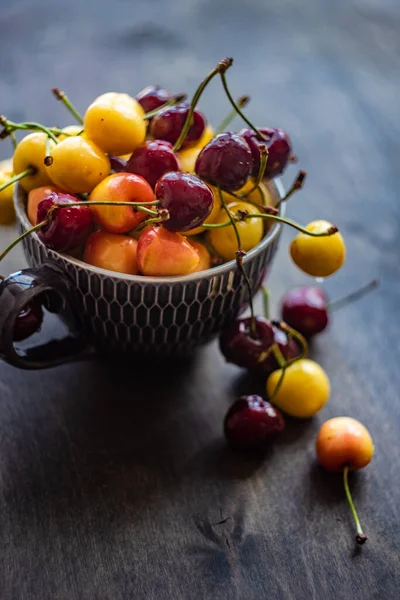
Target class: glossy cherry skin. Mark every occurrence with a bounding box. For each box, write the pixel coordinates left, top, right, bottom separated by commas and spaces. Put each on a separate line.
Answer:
239, 127, 292, 179
219, 316, 298, 377
155, 172, 214, 232
224, 395, 285, 451
37, 193, 93, 252
13, 300, 44, 342
135, 85, 173, 116
195, 132, 253, 192
150, 103, 206, 148
109, 155, 127, 173
281, 287, 329, 337
125, 140, 181, 189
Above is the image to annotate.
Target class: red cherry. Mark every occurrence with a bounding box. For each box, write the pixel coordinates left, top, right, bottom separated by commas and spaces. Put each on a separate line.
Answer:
13, 300, 43, 342
125, 140, 181, 189
239, 127, 292, 179
109, 155, 127, 173
195, 132, 252, 192
37, 193, 93, 252
150, 103, 206, 148
224, 395, 285, 451
281, 286, 329, 337
135, 85, 173, 116
155, 172, 214, 232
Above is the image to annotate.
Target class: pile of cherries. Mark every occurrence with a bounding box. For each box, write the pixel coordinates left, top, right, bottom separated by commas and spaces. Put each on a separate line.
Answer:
0, 57, 377, 546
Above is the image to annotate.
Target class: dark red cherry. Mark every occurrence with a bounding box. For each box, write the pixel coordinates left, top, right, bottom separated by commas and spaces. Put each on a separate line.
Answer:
37, 193, 93, 252
219, 316, 298, 377
150, 103, 206, 148
239, 127, 292, 179
135, 85, 173, 116
109, 155, 127, 173
155, 172, 214, 232
281, 286, 329, 337
224, 395, 285, 451
125, 140, 181, 189
13, 300, 43, 342
195, 132, 252, 192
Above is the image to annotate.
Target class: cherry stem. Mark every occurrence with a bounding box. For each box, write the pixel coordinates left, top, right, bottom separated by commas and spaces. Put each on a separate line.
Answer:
55, 200, 159, 217
270, 348, 288, 401
173, 57, 234, 152
10, 132, 17, 151
214, 95, 251, 135
141, 93, 188, 120
328, 279, 379, 312
0, 221, 47, 265
52, 88, 84, 125
239, 145, 268, 199
343, 466, 367, 545
261, 285, 270, 319
220, 72, 266, 141
203, 212, 339, 237
272, 320, 308, 364
0, 168, 35, 193
217, 186, 256, 336
275, 171, 307, 208
0, 118, 59, 144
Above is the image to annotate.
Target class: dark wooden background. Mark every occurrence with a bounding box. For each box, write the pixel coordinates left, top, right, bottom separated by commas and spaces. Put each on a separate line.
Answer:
1, 0, 400, 598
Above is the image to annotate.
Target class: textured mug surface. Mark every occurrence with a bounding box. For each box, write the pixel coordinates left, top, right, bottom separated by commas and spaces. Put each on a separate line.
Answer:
14, 181, 284, 355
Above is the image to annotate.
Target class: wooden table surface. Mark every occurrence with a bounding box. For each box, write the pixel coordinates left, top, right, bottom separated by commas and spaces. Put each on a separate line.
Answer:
1, 1, 400, 598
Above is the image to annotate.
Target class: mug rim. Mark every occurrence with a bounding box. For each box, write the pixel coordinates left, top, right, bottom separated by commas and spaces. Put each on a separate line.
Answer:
14, 179, 286, 284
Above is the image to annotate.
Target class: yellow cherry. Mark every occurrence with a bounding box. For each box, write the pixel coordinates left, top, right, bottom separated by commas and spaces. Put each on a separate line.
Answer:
13, 132, 55, 191
316, 417, 374, 472
57, 125, 85, 142
0, 168, 15, 225
84, 92, 146, 156
290, 220, 346, 277
266, 358, 330, 418
47, 136, 110, 194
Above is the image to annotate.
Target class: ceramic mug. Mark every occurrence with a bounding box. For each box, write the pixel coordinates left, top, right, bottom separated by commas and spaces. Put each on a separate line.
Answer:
0, 180, 284, 369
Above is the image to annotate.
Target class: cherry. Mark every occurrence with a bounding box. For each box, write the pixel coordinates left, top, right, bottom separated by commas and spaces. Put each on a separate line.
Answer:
195, 132, 252, 192
37, 193, 93, 252
109, 155, 127, 173
13, 299, 43, 342
239, 127, 292, 179
224, 395, 285, 451
150, 103, 206, 148
135, 85, 173, 116
281, 286, 329, 337
219, 316, 298, 377
155, 172, 214, 232
125, 140, 181, 189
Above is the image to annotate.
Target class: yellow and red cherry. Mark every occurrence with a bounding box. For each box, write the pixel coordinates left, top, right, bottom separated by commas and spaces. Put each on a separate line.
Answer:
155, 172, 214, 232
266, 358, 330, 418
89, 172, 155, 234
36, 193, 93, 252
137, 226, 199, 276
125, 140, 181, 189
189, 240, 212, 272
27, 185, 62, 225
0, 165, 16, 225
224, 395, 285, 451
84, 92, 146, 156
13, 132, 55, 191
135, 85, 173, 116
290, 220, 346, 277
208, 200, 263, 261
47, 136, 110, 194
195, 132, 253, 192
240, 127, 292, 179
281, 287, 329, 337
13, 300, 44, 342
316, 417, 374, 545
83, 230, 139, 275
150, 103, 206, 149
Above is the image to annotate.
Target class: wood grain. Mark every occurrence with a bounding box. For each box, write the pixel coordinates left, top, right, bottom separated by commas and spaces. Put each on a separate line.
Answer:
1, 0, 400, 598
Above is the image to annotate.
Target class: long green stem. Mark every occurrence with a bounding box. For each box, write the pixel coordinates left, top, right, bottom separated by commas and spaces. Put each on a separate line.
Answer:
173, 58, 233, 152
0, 168, 35, 193
10, 132, 17, 151
220, 72, 265, 140
275, 171, 307, 208
52, 88, 84, 125
272, 320, 308, 365
214, 95, 250, 135
55, 200, 159, 217
343, 466, 367, 545
1, 119, 58, 143
328, 279, 379, 312
0, 221, 47, 265
261, 285, 270, 319
239, 145, 268, 199
142, 93, 187, 120
203, 212, 339, 237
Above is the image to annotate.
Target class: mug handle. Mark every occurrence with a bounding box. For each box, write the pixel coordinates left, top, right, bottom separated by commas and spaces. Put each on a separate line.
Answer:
0, 263, 94, 370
